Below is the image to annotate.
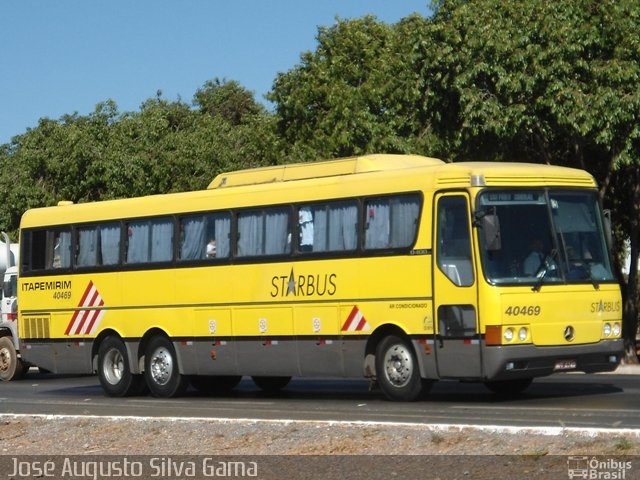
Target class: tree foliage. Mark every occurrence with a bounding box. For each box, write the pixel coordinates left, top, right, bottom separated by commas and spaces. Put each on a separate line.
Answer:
268, 16, 420, 161
0, 81, 277, 239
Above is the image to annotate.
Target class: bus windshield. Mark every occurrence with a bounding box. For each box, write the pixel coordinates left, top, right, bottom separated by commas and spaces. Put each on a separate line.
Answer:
477, 189, 615, 286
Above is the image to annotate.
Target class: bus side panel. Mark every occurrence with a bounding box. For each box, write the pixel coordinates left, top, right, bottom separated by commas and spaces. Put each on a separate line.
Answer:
190, 308, 237, 375
295, 305, 343, 376
235, 339, 299, 377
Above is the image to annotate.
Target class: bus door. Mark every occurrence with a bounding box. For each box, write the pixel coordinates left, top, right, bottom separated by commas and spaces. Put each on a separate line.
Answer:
433, 193, 481, 378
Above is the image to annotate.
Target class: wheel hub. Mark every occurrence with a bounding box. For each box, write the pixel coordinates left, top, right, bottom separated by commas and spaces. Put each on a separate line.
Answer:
0, 347, 9, 372
383, 344, 413, 388
103, 348, 124, 385
150, 347, 173, 385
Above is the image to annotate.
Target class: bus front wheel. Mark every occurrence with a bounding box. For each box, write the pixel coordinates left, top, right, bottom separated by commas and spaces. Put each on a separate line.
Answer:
0, 336, 25, 381
144, 336, 188, 398
375, 335, 424, 402
97, 337, 145, 397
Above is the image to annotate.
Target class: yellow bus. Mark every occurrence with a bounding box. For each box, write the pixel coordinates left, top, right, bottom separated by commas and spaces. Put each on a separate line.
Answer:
17, 154, 623, 401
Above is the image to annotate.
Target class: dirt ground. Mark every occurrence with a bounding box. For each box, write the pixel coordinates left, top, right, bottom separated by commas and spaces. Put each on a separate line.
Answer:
2, 415, 639, 479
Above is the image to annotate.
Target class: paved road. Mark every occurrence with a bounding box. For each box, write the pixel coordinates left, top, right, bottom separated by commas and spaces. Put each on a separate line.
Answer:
1, 370, 638, 430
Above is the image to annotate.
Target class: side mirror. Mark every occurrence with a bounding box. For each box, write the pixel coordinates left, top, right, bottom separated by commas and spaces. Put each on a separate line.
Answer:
480, 214, 502, 251
603, 209, 613, 248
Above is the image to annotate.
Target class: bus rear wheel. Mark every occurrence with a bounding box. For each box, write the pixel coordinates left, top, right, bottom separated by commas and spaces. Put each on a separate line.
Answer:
252, 376, 291, 394
0, 336, 25, 381
97, 337, 145, 397
144, 336, 188, 398
376, 335, 424, 401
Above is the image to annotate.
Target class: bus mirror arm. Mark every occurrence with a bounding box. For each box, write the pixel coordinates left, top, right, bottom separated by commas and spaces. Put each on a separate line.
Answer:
475, 209, 502, 251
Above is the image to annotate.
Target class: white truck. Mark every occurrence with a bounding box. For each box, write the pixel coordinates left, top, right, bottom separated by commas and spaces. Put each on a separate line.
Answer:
0, 233, 25, 381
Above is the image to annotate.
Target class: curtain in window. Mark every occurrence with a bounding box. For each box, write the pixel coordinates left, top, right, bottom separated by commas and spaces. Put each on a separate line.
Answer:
328, 203, 357, 251
100, 223, 120, 265
365, 200, 390, 249
214, 215, 230, 258
390, 196, 420, 247
127, 222, 149, 263
238, 213, 263, 256
312, 207, 328, 252
151, 218, 173, 262
265, 210, 290, 255
181, 216, 206, 260
57, 231, 72, 268
77, 228, 98, 267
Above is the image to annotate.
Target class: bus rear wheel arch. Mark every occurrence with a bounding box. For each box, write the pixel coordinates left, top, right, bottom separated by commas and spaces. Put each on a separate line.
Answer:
97, 336, 146, 397
144, 335, 188, 398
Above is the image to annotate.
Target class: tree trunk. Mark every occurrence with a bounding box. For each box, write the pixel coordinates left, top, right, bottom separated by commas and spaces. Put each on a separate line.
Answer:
621, 178, 640, 364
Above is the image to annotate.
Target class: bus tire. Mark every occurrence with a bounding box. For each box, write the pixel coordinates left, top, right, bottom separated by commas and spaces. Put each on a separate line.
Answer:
375, 335, 423, 402
252, 375, 291, 393
98, 336, 145, 397
190, 375, 242, 395
144, 336, 188, 398
484, 378, 533, 396
0, 336, 25, 381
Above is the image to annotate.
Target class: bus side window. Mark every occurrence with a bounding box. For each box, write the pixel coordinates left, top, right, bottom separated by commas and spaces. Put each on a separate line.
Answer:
49, 230, 71, 270
303, 200, 358, 253
76, 226, 98, 267
437, 196, 474, 287
365, 194, 421, 250
237, 208, 290, 257
179, 212, 231, 261
126, 217, 173, 264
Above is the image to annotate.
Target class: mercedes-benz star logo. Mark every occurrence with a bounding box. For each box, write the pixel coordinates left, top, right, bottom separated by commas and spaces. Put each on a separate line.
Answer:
564, 325, 575, 342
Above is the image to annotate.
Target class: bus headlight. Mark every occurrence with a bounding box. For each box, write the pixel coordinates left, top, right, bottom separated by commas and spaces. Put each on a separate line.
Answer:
503, 328, 514, 342
518, 327, 528, 342
603, 323, 612, 337
613, 322, 621, 337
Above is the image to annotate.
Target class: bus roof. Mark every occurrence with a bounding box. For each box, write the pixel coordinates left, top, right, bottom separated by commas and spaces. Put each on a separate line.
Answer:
208, 154, 444, 189
20, 155, 596, 227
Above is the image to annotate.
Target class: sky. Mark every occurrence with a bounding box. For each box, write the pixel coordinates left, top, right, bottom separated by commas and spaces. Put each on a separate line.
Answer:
0, 1, 431, 145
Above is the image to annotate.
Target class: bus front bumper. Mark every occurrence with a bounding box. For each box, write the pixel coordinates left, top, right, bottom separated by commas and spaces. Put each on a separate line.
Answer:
482, 338, 624, 381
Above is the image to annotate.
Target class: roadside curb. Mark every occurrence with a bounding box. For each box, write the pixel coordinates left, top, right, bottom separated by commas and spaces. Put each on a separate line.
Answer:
611, 364, 640, 375
2, 412, 640, 438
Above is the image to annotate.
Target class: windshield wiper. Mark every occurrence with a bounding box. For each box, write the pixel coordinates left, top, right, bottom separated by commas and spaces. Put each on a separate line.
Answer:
587, 266, 600, 290
532, 250, 557, 292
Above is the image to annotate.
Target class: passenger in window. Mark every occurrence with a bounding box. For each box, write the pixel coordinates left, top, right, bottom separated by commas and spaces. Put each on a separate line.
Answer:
206, 239, 217, 258
523, 238, 556, 276
299, 208, 314, 252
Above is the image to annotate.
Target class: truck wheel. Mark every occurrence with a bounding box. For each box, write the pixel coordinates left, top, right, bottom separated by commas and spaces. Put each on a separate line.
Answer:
144, 336, 188, 398
375, 335, 423, 401
98, 336, 145, 397
0, 336, 25, 381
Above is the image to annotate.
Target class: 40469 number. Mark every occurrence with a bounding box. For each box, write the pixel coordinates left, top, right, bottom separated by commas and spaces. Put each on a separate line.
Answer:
504, 305, 541, 316
52, 290, 72, 300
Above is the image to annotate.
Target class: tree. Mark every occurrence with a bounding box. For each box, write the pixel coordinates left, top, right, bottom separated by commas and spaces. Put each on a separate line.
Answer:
0, 80, 279, 237
194, 78, 265, 126
269, 16, 417, 161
